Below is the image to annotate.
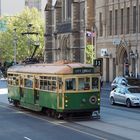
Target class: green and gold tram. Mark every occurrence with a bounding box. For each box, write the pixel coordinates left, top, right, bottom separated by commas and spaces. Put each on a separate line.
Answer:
7, 61, 100, 118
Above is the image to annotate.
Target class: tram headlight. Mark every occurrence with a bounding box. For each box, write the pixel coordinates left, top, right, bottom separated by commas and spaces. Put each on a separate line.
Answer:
65, 100, 68, 103
89, 96, 97, 104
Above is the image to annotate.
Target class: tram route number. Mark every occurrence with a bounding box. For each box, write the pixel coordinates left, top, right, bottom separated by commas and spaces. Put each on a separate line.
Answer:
94, 59, 102, 66
73, 68, 94, 74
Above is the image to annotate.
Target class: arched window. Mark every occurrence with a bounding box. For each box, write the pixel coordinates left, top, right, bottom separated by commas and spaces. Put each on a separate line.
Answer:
62, 0, 72, 21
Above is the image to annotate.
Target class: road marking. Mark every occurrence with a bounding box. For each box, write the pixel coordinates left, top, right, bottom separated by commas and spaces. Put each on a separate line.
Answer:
24, 136, 32, 140
22, 115, 107, 140
0, 104, 107, 140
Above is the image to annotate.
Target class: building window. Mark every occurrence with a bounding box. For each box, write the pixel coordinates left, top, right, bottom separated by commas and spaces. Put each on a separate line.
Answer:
99, 12, 103, 36
115, 9, 118, 35
121, 9, 123, 34
109, 11, 112, 35
133, 6, 137, 33
62, 0, 66, 21
67, 0, 72, 19
126, 7, 130, 34
62, 0, 72, 21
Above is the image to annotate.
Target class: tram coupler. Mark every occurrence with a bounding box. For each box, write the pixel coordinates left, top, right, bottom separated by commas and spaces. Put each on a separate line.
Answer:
92, 111, 100, 119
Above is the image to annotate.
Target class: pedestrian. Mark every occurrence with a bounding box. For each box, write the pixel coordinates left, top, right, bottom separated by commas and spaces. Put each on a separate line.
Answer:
130, 72, 134, 77
100, 76, 103, 88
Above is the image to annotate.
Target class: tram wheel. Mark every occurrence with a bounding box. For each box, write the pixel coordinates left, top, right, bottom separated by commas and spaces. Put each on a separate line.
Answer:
13, 100, 19, 107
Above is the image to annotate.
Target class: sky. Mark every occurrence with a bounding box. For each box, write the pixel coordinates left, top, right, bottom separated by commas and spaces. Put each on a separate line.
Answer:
52, 0, 57, 5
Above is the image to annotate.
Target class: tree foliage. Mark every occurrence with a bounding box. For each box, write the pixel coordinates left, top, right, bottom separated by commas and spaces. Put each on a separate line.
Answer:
0, 7, 44, 63
85, 45, 95, 64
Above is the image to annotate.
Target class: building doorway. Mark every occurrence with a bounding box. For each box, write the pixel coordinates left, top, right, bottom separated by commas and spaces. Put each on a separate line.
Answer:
117, 46, 129, 76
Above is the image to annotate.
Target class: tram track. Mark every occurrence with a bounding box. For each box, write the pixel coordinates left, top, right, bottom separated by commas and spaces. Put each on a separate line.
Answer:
0, 102, 130, 140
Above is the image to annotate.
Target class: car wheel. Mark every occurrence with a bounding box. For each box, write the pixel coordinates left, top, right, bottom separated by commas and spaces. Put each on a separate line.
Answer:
110, 97, 115, 105
126, 99, 131, 108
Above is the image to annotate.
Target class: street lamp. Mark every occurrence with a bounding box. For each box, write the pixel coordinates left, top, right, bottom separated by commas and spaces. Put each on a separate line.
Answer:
13, 28, 18, 65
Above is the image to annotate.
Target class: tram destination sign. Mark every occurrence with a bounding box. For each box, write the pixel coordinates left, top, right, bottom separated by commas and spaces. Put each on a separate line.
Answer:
73, 68, 94, 74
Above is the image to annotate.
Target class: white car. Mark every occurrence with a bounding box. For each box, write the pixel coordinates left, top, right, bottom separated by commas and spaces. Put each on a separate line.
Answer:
110, 86, 140, 107
111, 76, 127, 90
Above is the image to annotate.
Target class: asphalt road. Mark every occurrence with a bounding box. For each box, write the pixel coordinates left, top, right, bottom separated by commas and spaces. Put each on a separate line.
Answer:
0, 80, 140, 140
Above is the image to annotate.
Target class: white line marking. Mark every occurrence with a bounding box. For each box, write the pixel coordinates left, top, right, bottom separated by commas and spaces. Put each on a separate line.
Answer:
1, 104, 107, 140
24, 136, 32, 140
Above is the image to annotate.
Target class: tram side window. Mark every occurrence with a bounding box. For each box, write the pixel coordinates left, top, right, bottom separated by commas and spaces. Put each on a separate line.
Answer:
40, 80, 47, 90
8, 75, 13, 85
25, 79, 33, 88
52, 81, 56, 91
7, 74, 19, 86
78, 77, 90, 90
65, 78, 76, 91
40, 78, 56, 91
92, 77, 99, 89
58, 78, 63, 90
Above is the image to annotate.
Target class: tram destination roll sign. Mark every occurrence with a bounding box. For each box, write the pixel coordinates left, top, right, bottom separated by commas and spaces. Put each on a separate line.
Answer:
73, 68, 94, 74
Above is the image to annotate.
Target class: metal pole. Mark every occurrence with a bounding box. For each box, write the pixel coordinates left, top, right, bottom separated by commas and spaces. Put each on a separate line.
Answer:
91, 27, 94, 65
84, 0, 87, 64
13, 28, 17, 65
135, 0, 139, 78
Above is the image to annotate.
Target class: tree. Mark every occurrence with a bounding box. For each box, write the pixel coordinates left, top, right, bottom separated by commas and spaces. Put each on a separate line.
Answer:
0, 7, 44, 63
85, 45, 95, 64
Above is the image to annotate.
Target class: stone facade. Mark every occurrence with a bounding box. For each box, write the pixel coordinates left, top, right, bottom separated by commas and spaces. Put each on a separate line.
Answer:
44, 0, 95, 63
95, 0, 140, 82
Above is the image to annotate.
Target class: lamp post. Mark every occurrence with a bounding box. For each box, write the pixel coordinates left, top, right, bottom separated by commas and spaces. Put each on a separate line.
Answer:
13, 28, 18, 65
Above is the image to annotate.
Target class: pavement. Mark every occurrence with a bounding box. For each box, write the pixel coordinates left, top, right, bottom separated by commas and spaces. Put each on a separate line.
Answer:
0, 79, 8, 94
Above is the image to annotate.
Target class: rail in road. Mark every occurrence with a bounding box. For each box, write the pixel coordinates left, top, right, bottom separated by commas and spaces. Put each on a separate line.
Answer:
0, 81, 140, 140
0, 102, 130, 140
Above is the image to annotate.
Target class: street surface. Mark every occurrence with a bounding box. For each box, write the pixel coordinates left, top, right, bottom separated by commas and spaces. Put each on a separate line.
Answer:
0, 80, 140, 140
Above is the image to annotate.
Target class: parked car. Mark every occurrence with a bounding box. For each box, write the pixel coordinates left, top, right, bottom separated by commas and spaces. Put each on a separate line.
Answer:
110, 86, 140, 107
111, 76, 127, 90
111, 76, 140, 90
0, 70, 4, 79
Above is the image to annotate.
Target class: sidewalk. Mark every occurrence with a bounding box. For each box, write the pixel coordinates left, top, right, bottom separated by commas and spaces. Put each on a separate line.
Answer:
101, 82, 111, 91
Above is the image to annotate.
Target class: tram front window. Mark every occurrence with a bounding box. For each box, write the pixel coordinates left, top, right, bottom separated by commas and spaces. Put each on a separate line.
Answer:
78, 77, 90, 90
92, 77, 99, 89
65, 78, 76, 91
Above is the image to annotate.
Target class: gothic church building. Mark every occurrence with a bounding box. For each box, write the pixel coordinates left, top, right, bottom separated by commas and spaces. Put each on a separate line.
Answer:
44, 0, 94, 63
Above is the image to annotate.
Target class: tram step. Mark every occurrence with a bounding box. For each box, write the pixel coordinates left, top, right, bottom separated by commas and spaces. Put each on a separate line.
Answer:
20, 102, 42, 111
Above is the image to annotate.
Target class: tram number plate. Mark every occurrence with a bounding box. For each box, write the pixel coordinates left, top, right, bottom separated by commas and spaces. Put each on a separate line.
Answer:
73, 68, 94, 74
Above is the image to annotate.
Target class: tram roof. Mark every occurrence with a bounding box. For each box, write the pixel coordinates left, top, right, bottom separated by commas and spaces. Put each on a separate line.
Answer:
7, 62, 94, 75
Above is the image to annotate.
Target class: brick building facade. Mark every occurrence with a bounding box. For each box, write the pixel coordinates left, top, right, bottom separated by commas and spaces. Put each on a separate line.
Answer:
95, 0, 140, 82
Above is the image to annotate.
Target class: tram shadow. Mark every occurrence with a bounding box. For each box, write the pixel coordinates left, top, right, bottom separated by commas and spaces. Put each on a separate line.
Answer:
64, 112, 100, 122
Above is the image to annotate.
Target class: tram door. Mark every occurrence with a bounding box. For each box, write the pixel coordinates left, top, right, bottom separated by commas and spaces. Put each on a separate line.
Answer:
57, 78, 64, 109
34, 78, 39, 104
20, 77, 24, 100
